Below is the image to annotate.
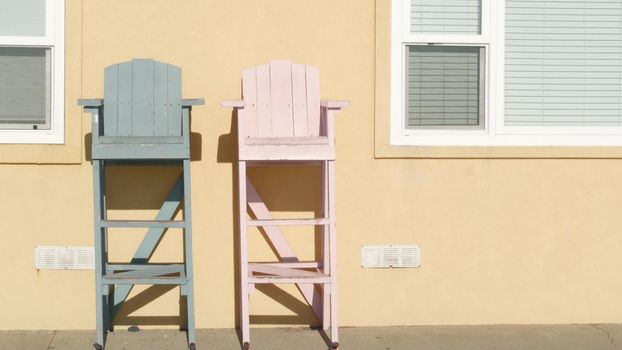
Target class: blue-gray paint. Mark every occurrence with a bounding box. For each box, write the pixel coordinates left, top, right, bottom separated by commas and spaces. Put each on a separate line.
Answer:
78, 59, 202, 349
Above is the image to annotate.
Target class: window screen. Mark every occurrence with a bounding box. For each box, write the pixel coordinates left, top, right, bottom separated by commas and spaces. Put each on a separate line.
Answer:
406, 46, 483, 128
411, 0, 482, 34
0, 47, 51, 129
505, 0, 622, 126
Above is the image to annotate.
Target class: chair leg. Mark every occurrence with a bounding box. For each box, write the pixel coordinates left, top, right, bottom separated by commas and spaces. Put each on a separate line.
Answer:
238, 161, 251, 347
183, 160, 197, 348
93, 160, 105, 349
327, 160, 339, 348
321, 161, 330, 330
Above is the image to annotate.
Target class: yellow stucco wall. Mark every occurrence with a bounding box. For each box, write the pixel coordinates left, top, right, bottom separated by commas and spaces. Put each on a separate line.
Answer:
2, 0, 622, 330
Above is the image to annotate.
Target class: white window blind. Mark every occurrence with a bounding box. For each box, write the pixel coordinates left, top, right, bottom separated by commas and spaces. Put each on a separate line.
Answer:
411, 0, 482, 34
0, 0, 45, 36
0, 48, 50, 128
406, 46, 482, 128
505, 0, 622, 127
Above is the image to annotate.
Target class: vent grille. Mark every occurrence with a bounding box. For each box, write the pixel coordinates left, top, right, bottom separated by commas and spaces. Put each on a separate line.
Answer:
361, 245, 420, 268
35, 246, 95, 270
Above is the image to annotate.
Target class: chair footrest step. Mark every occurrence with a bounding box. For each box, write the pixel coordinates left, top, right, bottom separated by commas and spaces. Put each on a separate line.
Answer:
102, 276, 188, 285
247, 218, 329, 227
102, 263, 186, 285
248, 263, 331, 284
101, 220, 185, 228
249, 276, 330, 284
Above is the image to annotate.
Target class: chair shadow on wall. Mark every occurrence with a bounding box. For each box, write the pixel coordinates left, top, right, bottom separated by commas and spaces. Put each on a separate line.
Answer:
83, 132, 202, 330
217, 111, 332, 346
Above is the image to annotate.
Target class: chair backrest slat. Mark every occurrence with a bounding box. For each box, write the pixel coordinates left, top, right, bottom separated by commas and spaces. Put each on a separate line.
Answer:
242, 67, 258, 136
269, 60, 294, 137
103, 59, 182, 137
256, 64, 272, 137
291, 63, 308, 137
305, 65, 321, 137
242, 60, 321, 138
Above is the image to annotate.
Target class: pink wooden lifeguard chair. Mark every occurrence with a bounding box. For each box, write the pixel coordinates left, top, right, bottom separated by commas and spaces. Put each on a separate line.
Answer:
223, 60, 349, 349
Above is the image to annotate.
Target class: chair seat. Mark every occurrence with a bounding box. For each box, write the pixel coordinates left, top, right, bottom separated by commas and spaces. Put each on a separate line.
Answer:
92, 139, 189, 160
245, 136, 328, 146
240, 140, 334, 161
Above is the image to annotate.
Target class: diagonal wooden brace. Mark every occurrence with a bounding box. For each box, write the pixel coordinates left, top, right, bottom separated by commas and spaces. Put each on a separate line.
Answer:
246, 179, 324, 321
111, 176, 184, 318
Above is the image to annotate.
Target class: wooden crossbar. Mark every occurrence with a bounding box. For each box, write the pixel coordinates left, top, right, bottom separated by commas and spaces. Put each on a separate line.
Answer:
105, 264, 184, 279
249, 263, 327, 279
247, 218, 328, 227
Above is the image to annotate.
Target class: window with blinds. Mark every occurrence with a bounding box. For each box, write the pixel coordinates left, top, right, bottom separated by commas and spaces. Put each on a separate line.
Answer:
0, 0, 54, 132
406, 46, 483, 128
0, 48, 50, 128
505, 0, 622, 127
410, 0, 482, 34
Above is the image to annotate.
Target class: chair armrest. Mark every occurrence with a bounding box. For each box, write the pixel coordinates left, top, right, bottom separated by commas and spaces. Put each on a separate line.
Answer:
182, 98, 205, 107
320, 100, 350, 109
222, 99, 245, 108
78, 99, 103, 108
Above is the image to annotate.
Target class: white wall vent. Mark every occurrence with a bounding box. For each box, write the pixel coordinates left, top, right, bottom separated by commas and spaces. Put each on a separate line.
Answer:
35, 246, 95, 270
361, 245, 420, 268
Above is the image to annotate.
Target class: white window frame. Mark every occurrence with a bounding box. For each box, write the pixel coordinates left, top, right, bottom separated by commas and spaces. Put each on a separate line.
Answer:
390, 0, 622, 147
0, 0, 64, 144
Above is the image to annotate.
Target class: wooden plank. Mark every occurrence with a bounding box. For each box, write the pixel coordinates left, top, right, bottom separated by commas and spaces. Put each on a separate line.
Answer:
246, 136, 328, 146
101, 220, 185, 228
167, 65, 182, 136
131, 59, 155, 136
328, 160, 339, 342
249, 264, 327, 279
98, 136, 183, 144
305, 65, 321, 137
239, 144, 334, 161
116, 61, 133, 136
107, 263, 185, 271
320, 100, 350, 109
269, 60, 294, 137
78, 99, 104, 107
249, 276, 330, 284
153, 62, 169, 136
221, 99, 244, 108
292, 63, 308, 137
105, 264, 183, 279
181, 98, 204, 106
242, 68, 258, 137
103, 277, 187, 285
238, 161, 250, 344
103, 65, 119, 136
92, 142, 189, 160
253, 261, 320, 269
247, 218, 329, 227
255, 64, 272, 137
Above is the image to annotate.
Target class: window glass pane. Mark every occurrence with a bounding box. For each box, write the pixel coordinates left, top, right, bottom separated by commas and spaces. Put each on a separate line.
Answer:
411, 0, 481, 34
0, 0, 45, 36
406, 46, 482, 128
0, 47, 50, 129
505, 0, 622, 127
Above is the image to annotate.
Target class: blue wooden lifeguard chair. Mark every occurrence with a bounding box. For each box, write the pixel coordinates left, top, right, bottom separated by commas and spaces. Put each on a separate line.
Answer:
79, 59, 203, 350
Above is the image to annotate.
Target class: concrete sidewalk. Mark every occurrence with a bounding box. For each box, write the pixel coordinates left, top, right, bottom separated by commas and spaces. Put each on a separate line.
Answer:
1, 324, 620, 350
